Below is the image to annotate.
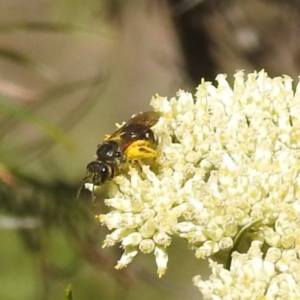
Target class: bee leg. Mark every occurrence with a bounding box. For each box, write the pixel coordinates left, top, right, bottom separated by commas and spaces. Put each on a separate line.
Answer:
91, 184, 96, 205
125, 140, 158, 160
129, 159, 149, 180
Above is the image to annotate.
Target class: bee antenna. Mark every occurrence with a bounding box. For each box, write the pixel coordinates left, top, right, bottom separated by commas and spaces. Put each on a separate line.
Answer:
76, 175, 89, 200
77, 175, 97, 205
76, 183, 84, 200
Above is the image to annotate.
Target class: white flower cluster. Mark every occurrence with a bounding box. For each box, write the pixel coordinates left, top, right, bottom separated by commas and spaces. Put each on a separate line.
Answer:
96, 70, 300, 282
194, 241, 300, 299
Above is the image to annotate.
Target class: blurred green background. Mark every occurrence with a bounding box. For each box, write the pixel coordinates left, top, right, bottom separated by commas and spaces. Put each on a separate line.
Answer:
0, 0, 299, 299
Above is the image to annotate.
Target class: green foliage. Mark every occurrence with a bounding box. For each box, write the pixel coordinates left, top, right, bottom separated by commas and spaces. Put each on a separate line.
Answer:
65, 284, 73, 300
0, 97, 73, 150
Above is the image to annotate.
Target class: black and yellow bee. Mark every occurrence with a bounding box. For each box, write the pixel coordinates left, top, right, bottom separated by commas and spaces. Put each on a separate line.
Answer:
78, 111, 160, 198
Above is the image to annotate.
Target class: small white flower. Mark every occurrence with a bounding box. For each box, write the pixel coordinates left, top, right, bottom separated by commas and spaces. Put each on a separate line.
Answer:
115, 247, 138, 270
155, 246, 168, 278
139, 239, 155, 254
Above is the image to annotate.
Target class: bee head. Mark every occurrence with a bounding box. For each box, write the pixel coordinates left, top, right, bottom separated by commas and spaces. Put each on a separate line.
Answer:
76, 161, 114, 202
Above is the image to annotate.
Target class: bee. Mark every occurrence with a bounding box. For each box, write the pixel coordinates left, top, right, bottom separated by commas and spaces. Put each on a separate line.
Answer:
78, 111, 160, 199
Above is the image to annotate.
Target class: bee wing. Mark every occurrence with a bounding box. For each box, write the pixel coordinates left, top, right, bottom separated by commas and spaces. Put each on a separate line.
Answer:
107, 111, 160, 141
